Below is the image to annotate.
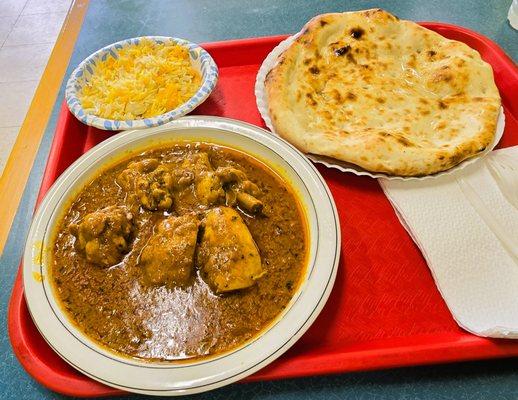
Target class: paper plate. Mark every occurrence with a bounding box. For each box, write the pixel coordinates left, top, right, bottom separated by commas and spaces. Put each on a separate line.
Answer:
254, 32, 505, 181
66, 36, 218, 131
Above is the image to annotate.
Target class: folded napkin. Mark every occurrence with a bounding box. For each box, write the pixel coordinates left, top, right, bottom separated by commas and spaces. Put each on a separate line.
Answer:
380, 146, 518, 338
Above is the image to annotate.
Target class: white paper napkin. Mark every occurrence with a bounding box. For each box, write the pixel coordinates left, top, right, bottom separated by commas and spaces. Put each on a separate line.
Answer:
379, 146, 518, 338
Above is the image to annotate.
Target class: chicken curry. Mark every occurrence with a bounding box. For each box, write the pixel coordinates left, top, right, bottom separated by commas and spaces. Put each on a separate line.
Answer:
50, 143, 308, 361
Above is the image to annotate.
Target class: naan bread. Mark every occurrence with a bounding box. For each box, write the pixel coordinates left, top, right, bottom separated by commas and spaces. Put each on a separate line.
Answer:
265, 9, 501, 176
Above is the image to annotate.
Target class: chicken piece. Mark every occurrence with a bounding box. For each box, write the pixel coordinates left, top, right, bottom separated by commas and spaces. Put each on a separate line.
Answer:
197, 207, 265, 293
225, 188, 238, 207
239, 180, 261, 198
140, 214, 200, 287
236, 192, 263, 214
180, 152, 224, 206
216, 166, 248, 184
70, 206, 134, 267
172, 168, 195, 189
117, 159, 174, 211
215, 166, 263, 214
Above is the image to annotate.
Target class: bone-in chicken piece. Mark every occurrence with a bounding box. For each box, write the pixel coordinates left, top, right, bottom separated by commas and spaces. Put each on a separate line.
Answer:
236, 192, 263, 214
117, 158, 174, 211
197, 207, 264, 293
215, 166, 248, 185
70, 206, 134, 267
140, 214, 199, 287
180, 152, 224, 206
215, 166, 263, 214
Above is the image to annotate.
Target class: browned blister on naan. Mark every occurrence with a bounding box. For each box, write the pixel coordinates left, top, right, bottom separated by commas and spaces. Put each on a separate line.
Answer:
265, 9, 501, 176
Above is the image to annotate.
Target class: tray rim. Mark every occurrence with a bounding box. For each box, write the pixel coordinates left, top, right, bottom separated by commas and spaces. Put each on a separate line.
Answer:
7, 23, 518, 398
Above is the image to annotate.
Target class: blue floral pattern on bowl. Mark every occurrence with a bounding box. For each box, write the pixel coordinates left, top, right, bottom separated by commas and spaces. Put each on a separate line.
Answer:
65, 36, 219, 131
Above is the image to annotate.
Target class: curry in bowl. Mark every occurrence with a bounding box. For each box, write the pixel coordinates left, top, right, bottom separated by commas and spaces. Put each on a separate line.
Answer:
51, 142, 308, 361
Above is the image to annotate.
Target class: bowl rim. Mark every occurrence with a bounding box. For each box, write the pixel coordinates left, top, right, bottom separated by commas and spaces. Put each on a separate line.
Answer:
23, 116, 340, 395
65, 36, 219, 131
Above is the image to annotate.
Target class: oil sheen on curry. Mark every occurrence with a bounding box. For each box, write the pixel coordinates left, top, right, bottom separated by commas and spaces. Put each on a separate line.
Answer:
51, 143, 308, 361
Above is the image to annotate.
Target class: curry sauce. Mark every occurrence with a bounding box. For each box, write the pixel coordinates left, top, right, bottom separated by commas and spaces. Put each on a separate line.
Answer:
51, 143, 308, 361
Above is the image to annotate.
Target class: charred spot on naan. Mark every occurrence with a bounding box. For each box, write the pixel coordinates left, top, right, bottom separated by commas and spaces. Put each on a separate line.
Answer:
377, 132, 415, 147
334, 45, 351, 56
330, 89, 343, 103
346, 92, 357, 101
306, 92, 317, 106
350, 27, 365, 39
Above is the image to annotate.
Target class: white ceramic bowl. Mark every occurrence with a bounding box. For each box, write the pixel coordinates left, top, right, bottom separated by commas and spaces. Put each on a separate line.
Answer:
65, 36, 218, 131
23, 116, 340, 396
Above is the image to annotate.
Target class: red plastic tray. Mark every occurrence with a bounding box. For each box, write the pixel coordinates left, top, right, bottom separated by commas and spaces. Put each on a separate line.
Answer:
8, 23, 518, 398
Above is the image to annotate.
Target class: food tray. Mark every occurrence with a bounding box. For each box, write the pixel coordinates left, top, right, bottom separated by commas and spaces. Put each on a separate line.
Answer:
8, 24, 518, 397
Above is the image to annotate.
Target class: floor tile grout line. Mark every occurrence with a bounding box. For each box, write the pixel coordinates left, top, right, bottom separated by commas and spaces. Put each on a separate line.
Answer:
18, 0, 32, 17
0, 42, 55, 51
1, 42, 58, 50
20, 11, 70, 17
0, 18, 19, 49
1, 42, 56, 49
0, 0, 29, 48
0, 79, 41, 84
1, 3, 67, 48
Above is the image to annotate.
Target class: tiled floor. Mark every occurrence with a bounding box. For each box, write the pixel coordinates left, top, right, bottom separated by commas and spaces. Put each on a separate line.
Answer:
0, 0, 72, 174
